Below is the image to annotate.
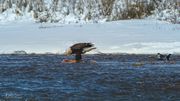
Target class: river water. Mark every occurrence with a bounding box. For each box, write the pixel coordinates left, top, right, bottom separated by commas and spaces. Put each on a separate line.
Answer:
0, 54, 179, 101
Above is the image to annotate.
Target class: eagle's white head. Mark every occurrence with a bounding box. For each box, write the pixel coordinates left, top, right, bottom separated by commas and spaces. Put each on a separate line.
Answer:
64, 48, 72, 56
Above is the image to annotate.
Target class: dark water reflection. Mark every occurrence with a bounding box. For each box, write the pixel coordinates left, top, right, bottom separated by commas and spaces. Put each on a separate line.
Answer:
0, 54, 180, 101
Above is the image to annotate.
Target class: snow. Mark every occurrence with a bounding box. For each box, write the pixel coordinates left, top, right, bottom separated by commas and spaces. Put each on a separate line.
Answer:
0, 19, 180, 54
150, 9, 180, 24
0, 4, 34, 23
0, 0, 179, 24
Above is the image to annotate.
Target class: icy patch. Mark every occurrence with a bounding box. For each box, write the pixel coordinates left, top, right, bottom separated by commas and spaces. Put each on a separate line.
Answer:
104, 42, 180, 54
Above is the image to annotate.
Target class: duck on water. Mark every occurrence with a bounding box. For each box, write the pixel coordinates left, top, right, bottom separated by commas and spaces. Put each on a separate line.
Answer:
157, 53, 172, 61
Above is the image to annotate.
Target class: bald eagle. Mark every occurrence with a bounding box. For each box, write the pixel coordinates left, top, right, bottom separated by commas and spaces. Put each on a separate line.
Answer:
64, 43, 96, 62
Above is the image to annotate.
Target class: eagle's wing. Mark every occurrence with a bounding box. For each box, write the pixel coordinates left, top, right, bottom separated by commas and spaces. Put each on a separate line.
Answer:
69, 43, 96, 54
82, 47, 96, 54
71, 43, 94, 50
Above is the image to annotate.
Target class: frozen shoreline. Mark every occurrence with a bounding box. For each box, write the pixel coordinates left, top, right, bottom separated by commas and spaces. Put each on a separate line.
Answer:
0, 19, 180, 54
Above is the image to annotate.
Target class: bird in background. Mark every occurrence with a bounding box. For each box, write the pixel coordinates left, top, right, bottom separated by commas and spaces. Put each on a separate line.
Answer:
157, 53, 172, 61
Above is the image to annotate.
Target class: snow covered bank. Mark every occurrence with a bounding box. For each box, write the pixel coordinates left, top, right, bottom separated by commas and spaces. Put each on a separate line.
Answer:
0, 0, 179, 24
0, 20, 180, 54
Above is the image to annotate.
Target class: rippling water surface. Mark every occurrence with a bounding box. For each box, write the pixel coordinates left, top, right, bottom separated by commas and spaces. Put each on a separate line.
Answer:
0, 54, 180, 101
